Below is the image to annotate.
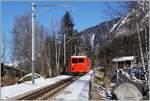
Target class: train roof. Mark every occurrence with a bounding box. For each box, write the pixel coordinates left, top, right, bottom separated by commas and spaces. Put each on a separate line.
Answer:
71, 56, 87, 58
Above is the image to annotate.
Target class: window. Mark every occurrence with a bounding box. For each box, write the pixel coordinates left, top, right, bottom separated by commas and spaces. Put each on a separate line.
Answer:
79, 58, 84, 63
72, 58, 77, 63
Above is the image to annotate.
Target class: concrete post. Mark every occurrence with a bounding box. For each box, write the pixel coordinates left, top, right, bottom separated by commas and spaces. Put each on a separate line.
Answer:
32, 3, 36, 84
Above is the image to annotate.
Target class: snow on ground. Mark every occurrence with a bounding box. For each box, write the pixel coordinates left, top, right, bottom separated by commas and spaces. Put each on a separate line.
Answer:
52, 70, 93, 100
1, 75, 71, 100
110, 23, 118, 32
109, 17, 123, 33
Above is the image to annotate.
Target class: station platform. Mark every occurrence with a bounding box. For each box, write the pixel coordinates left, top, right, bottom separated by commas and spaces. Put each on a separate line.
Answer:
51, 70, 93, 100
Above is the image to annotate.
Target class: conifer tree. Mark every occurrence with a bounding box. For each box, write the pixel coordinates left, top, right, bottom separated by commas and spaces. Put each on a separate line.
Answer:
60, 11, 77, 72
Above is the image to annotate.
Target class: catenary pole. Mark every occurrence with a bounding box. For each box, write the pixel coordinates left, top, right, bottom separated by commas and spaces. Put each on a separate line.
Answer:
64, 34, 66, 72
32, 3, 36, 84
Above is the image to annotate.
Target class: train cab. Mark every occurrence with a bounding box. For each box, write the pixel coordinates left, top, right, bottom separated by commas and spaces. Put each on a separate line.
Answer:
69, 55, 91, 73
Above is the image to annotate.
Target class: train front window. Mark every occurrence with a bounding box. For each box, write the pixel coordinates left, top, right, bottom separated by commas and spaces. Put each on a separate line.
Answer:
79, 58, 84, 63
72, 58, 77, 63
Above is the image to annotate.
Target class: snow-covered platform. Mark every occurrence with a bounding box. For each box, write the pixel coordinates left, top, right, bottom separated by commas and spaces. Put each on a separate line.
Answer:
1, 75, 71, 100
51, 70, 93, 100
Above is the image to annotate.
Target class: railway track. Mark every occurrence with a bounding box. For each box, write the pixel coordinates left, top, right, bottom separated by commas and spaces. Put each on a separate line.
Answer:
17, 76, 79, 100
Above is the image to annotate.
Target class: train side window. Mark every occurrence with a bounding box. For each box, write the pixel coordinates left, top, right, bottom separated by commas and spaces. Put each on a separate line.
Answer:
72, 58, 77, 63
79, 58, 84, 63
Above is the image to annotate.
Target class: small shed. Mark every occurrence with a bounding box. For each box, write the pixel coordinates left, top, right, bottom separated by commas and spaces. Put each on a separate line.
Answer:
112, 56, 136, 69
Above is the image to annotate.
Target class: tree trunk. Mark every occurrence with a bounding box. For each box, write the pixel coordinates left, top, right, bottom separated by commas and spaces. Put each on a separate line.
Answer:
136, 23, 147, 80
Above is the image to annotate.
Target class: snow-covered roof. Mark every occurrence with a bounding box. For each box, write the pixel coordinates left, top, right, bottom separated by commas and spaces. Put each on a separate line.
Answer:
112, 56, 136, 62
5, 63, 18, 67
71, 56, 87, 58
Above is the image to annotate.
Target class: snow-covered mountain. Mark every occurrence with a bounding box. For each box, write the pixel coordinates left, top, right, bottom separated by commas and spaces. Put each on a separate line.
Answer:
79, 17, 121, 50
79, 7, 149, 51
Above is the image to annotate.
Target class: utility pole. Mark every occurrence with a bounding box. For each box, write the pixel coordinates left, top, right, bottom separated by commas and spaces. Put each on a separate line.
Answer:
64, 34, 66, 72
32, 3, 36, 84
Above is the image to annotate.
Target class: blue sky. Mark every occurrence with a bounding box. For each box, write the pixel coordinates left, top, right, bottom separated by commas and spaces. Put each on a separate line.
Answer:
2, 1, 115, 32
1, 1, 127, 62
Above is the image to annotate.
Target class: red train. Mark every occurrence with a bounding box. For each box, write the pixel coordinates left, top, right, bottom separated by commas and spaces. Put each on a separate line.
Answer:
69, 55, 91, 73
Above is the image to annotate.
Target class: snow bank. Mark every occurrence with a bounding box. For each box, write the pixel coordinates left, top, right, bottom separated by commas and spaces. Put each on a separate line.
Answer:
52, 70, 93, 100
1, 75, 71, 100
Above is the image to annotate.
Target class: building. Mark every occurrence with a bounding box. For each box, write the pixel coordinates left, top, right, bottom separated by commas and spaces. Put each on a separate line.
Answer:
112, 56, 136, 69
